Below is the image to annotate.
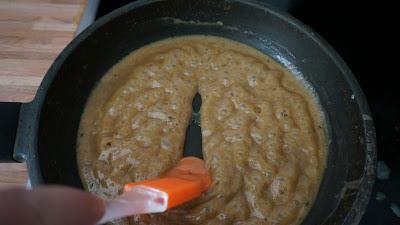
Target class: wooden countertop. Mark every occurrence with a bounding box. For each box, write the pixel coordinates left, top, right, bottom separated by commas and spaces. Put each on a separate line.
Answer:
0, 0, 87, 189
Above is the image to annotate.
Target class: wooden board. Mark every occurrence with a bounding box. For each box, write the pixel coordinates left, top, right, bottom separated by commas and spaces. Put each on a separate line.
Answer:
0, 163, 28, 189
0, 0, 86, 188
0, 0, 85, 102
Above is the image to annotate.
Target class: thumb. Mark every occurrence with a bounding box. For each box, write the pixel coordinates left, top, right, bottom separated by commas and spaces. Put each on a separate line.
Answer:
0, 186, 105, 225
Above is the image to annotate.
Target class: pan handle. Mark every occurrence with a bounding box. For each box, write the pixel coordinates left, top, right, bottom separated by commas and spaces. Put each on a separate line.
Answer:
0, 102, 24, 162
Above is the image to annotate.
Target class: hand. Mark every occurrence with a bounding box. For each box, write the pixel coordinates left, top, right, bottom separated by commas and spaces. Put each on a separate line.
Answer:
0, 186, 105, 225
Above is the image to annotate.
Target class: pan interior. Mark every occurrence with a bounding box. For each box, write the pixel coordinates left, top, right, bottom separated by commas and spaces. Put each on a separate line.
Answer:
76, 35, 327, 225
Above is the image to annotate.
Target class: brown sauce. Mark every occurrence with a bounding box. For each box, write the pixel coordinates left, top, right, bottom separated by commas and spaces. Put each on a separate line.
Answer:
77, 36, 326, 225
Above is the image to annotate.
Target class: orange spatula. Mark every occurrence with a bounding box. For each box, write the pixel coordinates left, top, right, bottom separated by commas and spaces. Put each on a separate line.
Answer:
98, 156, 211, 224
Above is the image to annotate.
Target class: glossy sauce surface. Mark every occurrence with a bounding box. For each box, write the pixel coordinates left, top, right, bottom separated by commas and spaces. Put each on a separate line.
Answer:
77, 36, 326, 225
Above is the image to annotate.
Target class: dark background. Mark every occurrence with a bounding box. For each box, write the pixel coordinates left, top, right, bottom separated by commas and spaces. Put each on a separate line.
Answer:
289, 2, 399, 224
95, 0, 400, 224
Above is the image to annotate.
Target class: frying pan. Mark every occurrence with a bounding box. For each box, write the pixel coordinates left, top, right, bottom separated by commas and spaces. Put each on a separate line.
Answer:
0, 0, 376, 224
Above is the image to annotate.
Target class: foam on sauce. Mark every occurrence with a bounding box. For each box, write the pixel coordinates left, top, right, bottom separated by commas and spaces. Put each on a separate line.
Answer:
77, 36, 326, 225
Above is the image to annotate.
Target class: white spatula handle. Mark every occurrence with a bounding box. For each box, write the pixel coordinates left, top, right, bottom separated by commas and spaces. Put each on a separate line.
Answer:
97, 186, 168, 224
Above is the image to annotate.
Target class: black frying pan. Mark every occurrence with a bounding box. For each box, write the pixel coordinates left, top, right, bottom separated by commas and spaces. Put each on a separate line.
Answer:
0, 0, 376, 224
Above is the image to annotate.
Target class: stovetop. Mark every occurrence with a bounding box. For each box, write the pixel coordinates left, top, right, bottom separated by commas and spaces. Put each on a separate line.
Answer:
289, 1, 400, 224
94, 0, 399, 224
0, 0, 394, 223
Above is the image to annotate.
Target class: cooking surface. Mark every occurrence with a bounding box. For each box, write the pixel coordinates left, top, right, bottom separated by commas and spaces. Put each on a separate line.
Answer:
0, 0, 398, 224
